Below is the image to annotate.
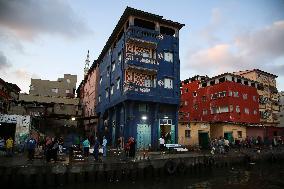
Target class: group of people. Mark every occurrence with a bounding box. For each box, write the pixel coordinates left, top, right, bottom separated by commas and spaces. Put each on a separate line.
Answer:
0, 136, 14, 157
124, 137, 136, 158
210, 136, 284, 155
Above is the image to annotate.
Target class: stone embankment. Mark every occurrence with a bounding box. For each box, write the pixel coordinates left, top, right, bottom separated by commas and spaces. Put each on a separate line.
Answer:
0, 150, 283, 187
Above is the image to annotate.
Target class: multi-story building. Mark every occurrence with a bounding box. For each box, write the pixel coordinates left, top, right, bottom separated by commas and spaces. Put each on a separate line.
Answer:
179, 73, 260, 147
8, 75, 81, 146
30, 74, 77, 98
83, 7, 184, 149
77, 51, 99, 138
0, 78, 20, 114
234, 69, 282, 139
278, 92, 284, 127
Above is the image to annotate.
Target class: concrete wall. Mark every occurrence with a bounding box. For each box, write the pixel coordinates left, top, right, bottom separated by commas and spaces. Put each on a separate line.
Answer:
178, 122, 210, 146
30, 74, 77, 98
0, 114, 30, 144
210, 123, 247, 140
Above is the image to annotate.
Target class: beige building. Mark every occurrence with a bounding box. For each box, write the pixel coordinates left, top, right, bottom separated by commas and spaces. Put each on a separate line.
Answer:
178, 122, 210, 148
234, 69, 280, 126
210, 123, 247, 141
30, 74, 77, 98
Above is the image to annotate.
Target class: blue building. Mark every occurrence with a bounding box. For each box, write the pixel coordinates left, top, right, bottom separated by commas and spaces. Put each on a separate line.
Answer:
95, 7, 184, 149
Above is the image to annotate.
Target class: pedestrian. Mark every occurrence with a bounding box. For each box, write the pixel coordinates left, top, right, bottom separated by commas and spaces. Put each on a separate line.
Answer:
125, 138, 130, 157
27, 135, 37, 160
82, 137, 90, 157
129, 137, 136, 158
93, 137, 100, 161
159, 136, 165, 152
52, 138, 59, 162
6, 137, 13, 157
224, 139, 230, 153
102, 136, 107, 157
0, 137, 5, 156
45, 136, 53, 162
58, 136, 64, 154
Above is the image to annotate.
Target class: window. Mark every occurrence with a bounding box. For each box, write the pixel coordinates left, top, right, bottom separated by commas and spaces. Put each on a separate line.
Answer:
230, 105, 234, 112
107, 66, 110, 77
220, 106, 229, 113
254, 110, 257, 115
164, 52, 173, 62
116, 78, 120, 90
184, 101, 188, 106
66, 89, 70, 94
228, 91, 233, 97
253, 96, 256, 101
30, 85, 35, 90
236, 106, 240, 113
211, 107, 219, 114
243, 94, 248, 100
202, 96, 206, 102
110, 85, 114, 95
139, 104, 148, 112
100, 76, 102, 85
185, 130, 191, 138
66, 79, 71, 83
111, 62, 115, 72
185, 88, 189, 93
105, 88, 109, 98
237, 131, 242, 138
245, 108, 249, 114
98, 95, 101, 102
52, 88, 58, 93
203, 109, 208, 115
219, 91, 226, 98
194, 104, 198, 110
145, 79, 152, 87
118, 52, 122, 62
164, 78, 173, 89
193, 91, 197, 97
234, 91, 239, 97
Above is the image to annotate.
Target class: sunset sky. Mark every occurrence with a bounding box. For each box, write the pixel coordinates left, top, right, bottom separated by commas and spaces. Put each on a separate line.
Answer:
0, 0, 284, 93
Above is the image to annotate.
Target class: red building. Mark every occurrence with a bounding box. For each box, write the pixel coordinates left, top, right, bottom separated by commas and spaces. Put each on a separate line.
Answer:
180, 74, 260, 124
179, 73, 260, 142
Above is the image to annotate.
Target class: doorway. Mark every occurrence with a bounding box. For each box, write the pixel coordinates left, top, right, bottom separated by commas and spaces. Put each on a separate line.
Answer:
159, 119, 174, 144
224, 132, 233, 143
0, 122, 16, 140
137, 124, 151, 150
198, 132, 209, 149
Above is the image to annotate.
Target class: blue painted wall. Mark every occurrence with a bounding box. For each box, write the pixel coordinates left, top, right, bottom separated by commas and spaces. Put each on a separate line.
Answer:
95, 21, 181, 149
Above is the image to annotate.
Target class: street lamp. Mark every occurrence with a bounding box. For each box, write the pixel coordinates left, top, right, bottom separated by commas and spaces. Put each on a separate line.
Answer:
142, 116, 147, 120
71, 117, 76, 121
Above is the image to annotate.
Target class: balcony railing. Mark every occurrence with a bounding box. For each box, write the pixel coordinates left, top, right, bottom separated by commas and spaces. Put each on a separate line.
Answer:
125, 54, 158, 66
126, 26, 159, 41
123, 83, 156, 96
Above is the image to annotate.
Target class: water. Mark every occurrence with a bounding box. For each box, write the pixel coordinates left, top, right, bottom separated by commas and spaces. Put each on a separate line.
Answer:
61, 162, 284, 189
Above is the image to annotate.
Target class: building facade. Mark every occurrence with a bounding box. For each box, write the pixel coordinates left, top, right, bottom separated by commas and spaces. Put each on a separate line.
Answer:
179, 73, 260, 146
77, 51, 99, 139
234, 69, 282, 139
30, 74, 77, 98
0, 78, 20, 114
81, 7, 184, 149
279, 91, 284, 127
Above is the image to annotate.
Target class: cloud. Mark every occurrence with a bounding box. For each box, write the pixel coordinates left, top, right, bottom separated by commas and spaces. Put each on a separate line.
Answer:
183, 20, 284, 78
0, 51, 11, 70
0, 0, 92, 40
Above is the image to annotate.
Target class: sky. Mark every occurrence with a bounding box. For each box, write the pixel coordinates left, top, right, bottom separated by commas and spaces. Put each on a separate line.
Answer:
0, 0, 284, 93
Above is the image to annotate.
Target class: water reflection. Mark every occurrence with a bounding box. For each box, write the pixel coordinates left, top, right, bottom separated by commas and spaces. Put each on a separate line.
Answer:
60, 163, 284, 189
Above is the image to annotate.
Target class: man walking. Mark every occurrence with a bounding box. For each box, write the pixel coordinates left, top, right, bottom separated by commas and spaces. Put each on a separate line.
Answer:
27, 135, 37, 160
159, 136, 165, 152
102, 136, 107, 157
82, 137, 90, 157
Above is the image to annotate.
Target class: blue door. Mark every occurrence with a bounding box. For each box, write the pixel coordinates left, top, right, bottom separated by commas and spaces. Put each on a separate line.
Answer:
137, 124, 151, 150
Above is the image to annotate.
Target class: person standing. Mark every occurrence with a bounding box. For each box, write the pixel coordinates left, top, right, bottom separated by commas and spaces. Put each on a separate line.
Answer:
27, 136, 37, 160
6, 137, 13, 157
93, 137, 100, 161
159, 136, 165, 152
82, 137, 90, 157
102, 136, 107, 157
129, 137, 136, 158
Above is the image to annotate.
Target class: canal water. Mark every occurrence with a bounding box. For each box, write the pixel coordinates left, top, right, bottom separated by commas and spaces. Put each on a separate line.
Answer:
61, 162, 284, 189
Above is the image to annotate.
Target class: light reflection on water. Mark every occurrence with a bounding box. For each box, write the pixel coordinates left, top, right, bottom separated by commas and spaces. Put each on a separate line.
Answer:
59, 163, 284, 189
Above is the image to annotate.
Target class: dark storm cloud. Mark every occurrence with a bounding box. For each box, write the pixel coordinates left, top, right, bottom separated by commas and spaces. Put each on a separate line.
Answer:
0, 51, 11, 70
0, 0, 92, 39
